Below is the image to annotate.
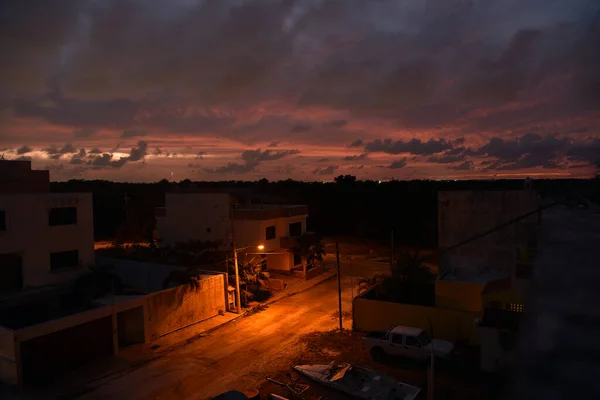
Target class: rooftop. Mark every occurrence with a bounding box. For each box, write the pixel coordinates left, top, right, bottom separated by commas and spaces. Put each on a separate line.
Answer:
510, 203, 600, 398
439, 267, 509, 284
233, 204, 308, 220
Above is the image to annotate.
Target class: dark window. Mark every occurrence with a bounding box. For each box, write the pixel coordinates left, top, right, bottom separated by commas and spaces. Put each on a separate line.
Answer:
265, 225, 276, 241
289, 222, 302, 237
49, 207, 77, 226
50, 250, 79, 270
0, 210, 5, 231
0, 253, 22, 293
206, 227, 212, 233
405, 336, 420, 347
391, 334, 403, 344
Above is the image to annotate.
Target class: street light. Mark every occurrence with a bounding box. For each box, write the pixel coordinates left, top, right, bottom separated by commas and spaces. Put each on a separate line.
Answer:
232, 243, 264, 314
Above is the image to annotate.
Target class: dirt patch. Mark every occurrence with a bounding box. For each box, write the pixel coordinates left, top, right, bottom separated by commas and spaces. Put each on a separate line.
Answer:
257, 330, 503, 400
329, 311, 353, 321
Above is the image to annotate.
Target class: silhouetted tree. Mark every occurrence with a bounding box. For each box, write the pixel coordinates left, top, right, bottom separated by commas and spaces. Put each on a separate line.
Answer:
290, 233, 326, 276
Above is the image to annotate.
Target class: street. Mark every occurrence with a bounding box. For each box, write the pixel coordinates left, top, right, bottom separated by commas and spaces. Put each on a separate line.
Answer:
78, 260, 389, 400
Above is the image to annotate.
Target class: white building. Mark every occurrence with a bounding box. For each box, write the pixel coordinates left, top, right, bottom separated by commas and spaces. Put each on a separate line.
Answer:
155, 190, 309, 271
0, 160, 94, 292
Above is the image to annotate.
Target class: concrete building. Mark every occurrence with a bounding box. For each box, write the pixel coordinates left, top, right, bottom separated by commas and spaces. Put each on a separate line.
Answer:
436, 189, 540, 312
0, 161, 94, 292
156, 189, 309, 272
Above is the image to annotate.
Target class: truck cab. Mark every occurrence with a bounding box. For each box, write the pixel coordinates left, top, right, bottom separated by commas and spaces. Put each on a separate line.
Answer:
363, 325, 454, 362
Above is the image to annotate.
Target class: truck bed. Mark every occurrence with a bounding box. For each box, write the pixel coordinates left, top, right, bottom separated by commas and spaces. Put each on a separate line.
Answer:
365, 330, 388, 339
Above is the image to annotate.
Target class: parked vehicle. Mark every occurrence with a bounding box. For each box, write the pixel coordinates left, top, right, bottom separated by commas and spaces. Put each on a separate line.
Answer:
363, 325, 454, 362
293, 362, 421, 400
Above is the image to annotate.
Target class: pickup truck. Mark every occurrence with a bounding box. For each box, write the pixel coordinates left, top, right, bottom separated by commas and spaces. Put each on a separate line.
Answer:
363, 325, 455, 362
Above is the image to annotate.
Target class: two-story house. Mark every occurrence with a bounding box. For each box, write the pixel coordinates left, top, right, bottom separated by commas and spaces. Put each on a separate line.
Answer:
0, 160, 94, 293
155, 189, 309, 272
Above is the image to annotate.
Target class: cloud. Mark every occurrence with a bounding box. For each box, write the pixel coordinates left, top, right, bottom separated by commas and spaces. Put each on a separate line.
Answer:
343, 153, 368, 161
567, 138, 600, 168
317, 158, 330, 162
195, 151, 206, 159
73, 128, 96, 138
153, 147, 163, 156
204, 162, 257, 174
14, 156, 32, 161
16, 145, 32, 155
387, 159, 408, 169
241, 148, 300, 164
365, 138, 452, 155
313, 165, 339, 175
89, 147, 102, 154
44, 143, 77, 159
348, 139, 364, 148
324, 120, 348, 128
268, 141, 279, 147
127, 140, 149, 162
121, 129, 146, 139
449, 161, 474, 171
291, 124, 311, 133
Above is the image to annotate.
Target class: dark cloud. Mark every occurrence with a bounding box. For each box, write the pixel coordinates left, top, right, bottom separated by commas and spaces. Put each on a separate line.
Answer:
44, 143, 77, 159
14, 155, 32, 161
16, 145, 32, 155
121, 129, 146, 139
449, 161, 474, 171
343, 153, 368, 161
348, 139, 364, 148
73, 128, 96, 138
428, 154, 466, 164
365, 138, 452, 155
291, 124, 311, 133
153, 147, 163, 156
567, 138, 600, 168
268, 142, 279, 147
275, 164, 295, 174
90, 154, 113, 167
387, 159, 408, 169
128, 141, 148, 162
317, 158, 330, 162
89, 147, 102, 154
241, 148, 300, 163
69, 148, 87, 165
204, 162, 257, 174
196, 152, 206, 159
313, 165, 339, 175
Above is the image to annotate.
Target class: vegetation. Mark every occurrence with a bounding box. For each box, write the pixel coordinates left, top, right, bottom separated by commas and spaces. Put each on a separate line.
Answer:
226, 256, 272, 306
358, 250, 437, 306
290, 233, 326, 275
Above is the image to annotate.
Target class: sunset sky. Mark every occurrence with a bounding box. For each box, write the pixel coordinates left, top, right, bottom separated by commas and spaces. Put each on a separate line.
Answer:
1, 0, 599, 182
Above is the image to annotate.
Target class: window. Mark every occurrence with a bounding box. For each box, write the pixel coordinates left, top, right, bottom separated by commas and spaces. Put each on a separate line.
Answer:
289, 222, 302, 237
391, 334, 403, 344
484, 300, 503, 309
49, 207, 77, 226
206, 227, 212, 233
50, 250, 79, 270
405, 336, 421, 347
0, 210, 5, 231
265, 225, 276, 241
507, 303, 524, 313
417, 331, 431, 346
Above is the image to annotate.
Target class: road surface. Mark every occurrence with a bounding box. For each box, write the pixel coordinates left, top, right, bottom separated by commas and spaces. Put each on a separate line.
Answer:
78, 260, 387, 400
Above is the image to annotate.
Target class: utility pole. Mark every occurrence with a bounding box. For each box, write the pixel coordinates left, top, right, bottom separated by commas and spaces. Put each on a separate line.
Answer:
230, 203, 242, 314
336, 242, 342, 331
390, 230, 395, 270
428, 318, 435, 400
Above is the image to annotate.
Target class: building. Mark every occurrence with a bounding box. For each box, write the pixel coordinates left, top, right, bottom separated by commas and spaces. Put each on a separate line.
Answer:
436, 189, 541, 313
0, 160, 94, 293
155, 189, 309, 272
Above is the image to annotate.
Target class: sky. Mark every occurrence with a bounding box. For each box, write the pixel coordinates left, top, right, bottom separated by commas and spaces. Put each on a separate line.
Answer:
1, 0, 599, 182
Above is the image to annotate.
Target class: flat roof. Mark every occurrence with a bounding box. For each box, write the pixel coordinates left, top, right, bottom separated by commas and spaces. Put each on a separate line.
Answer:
390, 325, 424, 336
440, 268, 509, 284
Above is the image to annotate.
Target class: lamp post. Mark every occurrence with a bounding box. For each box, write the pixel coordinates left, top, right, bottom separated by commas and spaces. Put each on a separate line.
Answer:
232, 243, 265, 313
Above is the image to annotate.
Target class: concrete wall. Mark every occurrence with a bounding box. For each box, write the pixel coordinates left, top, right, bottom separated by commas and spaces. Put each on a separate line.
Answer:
0, 327, 17, 386
145, 273, 226, 339
266, 252, 294, 271
435, 280, 485, 312
156, 193, 231, 246
0, 193, 94, 289
480, 327, 517, 372
234, 215, 306, 252
353, 296, 481, 345
438, 190, 539, 277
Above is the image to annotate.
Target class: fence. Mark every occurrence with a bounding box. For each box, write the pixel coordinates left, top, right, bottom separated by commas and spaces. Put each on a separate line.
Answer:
353, 293, 481, 345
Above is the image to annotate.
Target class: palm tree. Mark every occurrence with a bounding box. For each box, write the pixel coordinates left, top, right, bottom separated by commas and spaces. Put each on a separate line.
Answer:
290, 233, 326, 276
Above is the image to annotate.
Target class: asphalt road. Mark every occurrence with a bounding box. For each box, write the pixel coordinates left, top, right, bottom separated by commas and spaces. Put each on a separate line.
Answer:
78, 260, 388, 400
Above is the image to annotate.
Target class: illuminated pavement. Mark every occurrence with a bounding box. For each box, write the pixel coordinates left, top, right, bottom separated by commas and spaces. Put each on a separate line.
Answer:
77, 260, 388, 400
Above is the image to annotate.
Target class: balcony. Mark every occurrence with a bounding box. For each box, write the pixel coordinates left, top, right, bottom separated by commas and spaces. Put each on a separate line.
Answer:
279, 231, 316, 249
232, 205, 308, 221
